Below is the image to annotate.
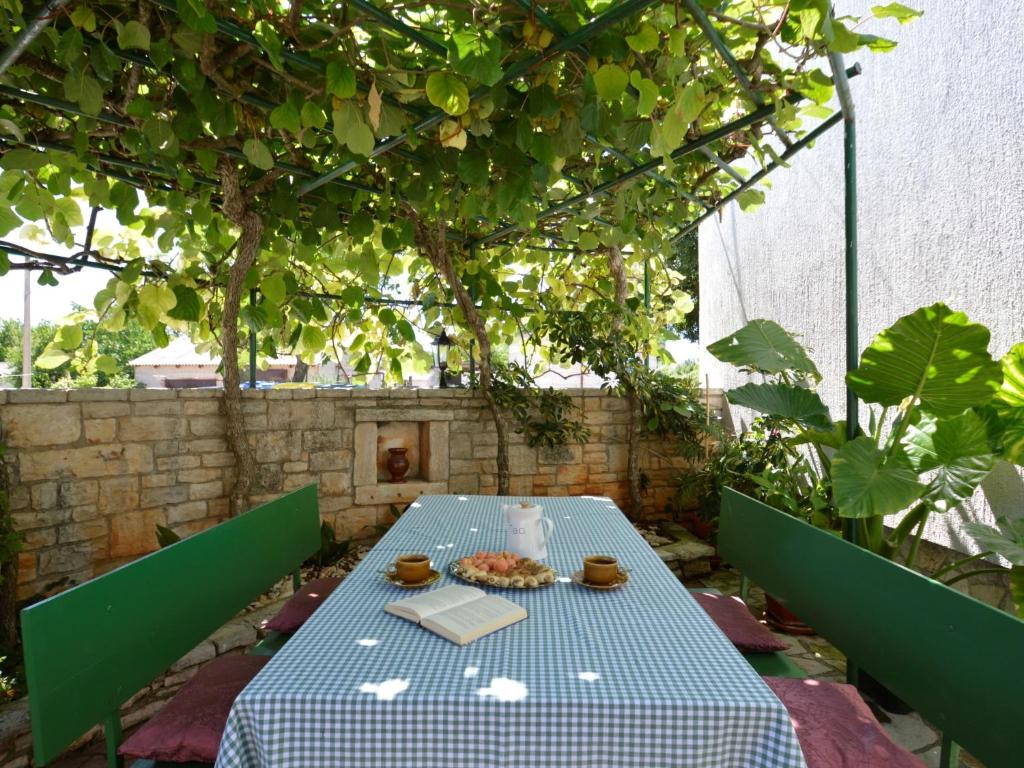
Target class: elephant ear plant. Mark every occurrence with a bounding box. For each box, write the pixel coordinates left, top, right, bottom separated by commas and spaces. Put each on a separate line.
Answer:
709, 304, 1024, 581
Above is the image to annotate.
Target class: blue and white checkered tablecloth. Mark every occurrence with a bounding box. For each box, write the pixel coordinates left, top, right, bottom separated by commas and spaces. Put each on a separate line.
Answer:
216, 495, 807, 768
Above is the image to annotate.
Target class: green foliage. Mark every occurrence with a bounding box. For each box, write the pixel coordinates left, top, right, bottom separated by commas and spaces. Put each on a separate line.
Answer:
155, 525, 181, 549
678, 417, 833, 530
0, 314, 155, 388
543, 299, 709, 455
709, 304, 1022, 562
306, 521, 351, 571
0, 1, 911, 392
491, 362, 590, 448
956, 518, 1024, 619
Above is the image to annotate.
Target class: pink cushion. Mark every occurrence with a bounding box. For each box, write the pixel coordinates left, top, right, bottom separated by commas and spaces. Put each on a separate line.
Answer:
119, 654, 269, 763
265, 577, 341, 633
765, 677, 927, 768
693, 592, 788, 652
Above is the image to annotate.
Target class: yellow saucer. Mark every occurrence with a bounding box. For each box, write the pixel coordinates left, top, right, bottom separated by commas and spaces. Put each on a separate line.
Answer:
384, 569, 441, 589
571, 569, 629, 590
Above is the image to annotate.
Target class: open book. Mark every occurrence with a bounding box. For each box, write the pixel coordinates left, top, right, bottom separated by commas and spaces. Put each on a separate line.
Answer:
385, 585, 527, 646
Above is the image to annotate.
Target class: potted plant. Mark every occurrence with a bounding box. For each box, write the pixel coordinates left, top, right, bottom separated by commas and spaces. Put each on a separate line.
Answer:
709, 304, 1023, 705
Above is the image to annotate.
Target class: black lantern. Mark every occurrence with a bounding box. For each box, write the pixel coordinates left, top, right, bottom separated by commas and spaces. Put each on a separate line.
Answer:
431, 329, 454, 388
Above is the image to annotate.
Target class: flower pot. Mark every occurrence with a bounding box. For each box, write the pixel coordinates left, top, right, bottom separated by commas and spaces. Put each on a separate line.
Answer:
764, 594, 816, 635
386, 447, 410, 483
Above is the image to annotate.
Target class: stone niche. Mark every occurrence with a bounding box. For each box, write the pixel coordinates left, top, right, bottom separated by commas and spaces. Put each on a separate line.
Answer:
353, 407, 451, 506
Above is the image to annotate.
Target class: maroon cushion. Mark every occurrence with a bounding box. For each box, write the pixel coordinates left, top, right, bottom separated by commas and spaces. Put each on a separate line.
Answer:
765, 677, 927, 768
119, 654, 269, 764
693, 592, 789, 652
264, 577, 341, 633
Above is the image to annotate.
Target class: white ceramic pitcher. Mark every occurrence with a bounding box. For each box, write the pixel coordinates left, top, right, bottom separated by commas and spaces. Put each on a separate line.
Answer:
503, 502, 555, 560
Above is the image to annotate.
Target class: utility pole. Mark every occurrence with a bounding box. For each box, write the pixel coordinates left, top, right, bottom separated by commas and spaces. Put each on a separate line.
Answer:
21, 268, 32, 389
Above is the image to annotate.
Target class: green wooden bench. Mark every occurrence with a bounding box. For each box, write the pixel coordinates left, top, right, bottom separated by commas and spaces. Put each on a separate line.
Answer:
21, 484, 320, 767
721, 487, 1024, 768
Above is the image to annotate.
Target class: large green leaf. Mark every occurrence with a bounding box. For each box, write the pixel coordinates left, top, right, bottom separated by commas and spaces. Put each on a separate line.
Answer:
963, 517, 1024, 566
832, 437, 926, 519
994, 343, 1024, 464
725, 382, 832, 430
707, 319, 820, 379
425, 72, 469, 116
847, 303, 1002, 416
901, 410, 997, 512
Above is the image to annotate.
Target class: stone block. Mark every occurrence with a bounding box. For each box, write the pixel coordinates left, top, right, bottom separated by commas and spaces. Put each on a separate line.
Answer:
249, 431, 302, 463
303, 429, 342, 452
141, 473, 175, 489
82, 401, 131, 418
169, 640, 217, 673
184, 400, 222, 416
119, 416, 186, 441
141, 484, 189, 508
30, 482, 57, 510
166, 501, 208, 524
355, 407, 453, 423
267, 401, 335, 431
57, 520, 108, 544
7, 390, 66, 403
97, 476, 140, 513
177, 468, 222, 484
83, 418, 117, 444
135, 400, 183, 416
189, 480, 224, 501
38, 542, 94, 576
189, 438, 228, 454
308, 451, 347, 472
508, 444, 537, 475
18, 444, 154, 481
157, 455, 201, 471
353, 423, 377, 486
109, 509, 165, 558
68, 389, 129, 402
23, 528, 57, 548
201, 452, 236, 468
210, 621, 257, 653
129, 390, 177, 401
354, 480, 445, 505
426, 421, 449, 482
189, 416, 225, 437
320, 471, 351, 496
1, 404, 81, 447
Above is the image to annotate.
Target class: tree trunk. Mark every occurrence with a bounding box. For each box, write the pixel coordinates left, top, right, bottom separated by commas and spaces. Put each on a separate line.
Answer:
411, 216, 510, 493
605, 246, 643, 517
218, 158, 263, 516
0, 447, 18, 648
292, 359, 309, 383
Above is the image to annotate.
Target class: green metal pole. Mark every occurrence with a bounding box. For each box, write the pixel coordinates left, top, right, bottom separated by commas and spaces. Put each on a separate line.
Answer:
643, 258, 651, 369
248, 289, 258, 389
829, 50, 860, 687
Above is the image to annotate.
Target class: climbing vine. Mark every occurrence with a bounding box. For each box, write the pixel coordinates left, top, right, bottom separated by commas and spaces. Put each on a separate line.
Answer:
0, 1, 917, 507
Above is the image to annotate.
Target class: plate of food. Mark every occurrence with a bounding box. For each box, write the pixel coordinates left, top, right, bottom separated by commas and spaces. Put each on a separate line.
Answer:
449, 551, 557, 589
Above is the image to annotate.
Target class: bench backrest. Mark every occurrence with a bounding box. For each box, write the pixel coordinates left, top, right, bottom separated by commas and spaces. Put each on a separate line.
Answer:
21, 484, 320, 765
720, 488, 1024, 768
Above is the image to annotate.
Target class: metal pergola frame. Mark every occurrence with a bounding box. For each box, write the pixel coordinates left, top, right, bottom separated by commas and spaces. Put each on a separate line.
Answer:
0, 1, 862, 519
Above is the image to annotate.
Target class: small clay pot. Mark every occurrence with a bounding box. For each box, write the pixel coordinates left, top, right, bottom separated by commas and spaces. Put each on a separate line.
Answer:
395, 554, 430, 583
387, 447, 410, 482
583, 555, 619, 585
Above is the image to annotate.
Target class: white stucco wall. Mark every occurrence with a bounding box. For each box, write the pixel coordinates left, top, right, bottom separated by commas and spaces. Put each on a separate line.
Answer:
698, 0, 1024, 554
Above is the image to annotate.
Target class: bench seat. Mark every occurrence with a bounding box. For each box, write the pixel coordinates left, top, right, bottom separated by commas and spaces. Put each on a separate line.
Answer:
765, 676, 925, 768
119, 655, 269, 765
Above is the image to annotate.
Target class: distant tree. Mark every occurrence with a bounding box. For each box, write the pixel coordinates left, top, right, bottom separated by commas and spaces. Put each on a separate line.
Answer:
0, 312, 154, 387
667, 234, 699, 343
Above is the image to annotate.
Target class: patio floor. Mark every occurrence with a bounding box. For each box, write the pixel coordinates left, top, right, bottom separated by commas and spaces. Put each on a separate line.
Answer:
46, 537, 979, 768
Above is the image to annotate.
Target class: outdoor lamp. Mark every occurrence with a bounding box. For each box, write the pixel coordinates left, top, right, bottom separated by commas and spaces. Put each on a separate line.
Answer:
432, 329, 453, 388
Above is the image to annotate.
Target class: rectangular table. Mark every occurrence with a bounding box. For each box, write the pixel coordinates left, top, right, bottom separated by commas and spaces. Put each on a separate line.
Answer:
216, 495, 806, 768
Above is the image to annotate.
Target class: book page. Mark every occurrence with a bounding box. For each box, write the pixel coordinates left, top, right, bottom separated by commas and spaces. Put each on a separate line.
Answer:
384, 585, 484, 623
422, 595, 527, 646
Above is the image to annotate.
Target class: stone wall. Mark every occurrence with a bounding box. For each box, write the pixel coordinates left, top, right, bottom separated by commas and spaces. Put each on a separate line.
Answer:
1, 387, 722, 599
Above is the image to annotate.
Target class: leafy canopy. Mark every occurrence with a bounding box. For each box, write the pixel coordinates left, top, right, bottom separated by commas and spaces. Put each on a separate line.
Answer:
0, 1, 909, 378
